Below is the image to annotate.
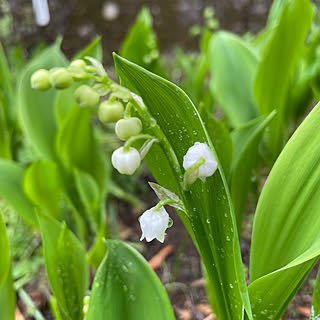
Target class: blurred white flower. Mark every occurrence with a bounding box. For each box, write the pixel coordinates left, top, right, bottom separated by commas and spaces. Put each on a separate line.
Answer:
183, 142, 218, 181
139, 206, 170, 243
111, 147, 141, 175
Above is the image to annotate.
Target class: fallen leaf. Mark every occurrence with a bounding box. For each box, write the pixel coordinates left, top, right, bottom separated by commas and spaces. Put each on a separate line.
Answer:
15, 308, 24, 320
196, 304, 212, 316
296, 306, 310, 317
148, 245, 174, 271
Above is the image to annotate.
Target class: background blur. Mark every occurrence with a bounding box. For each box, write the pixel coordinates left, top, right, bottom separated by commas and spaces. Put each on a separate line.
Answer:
0, 0, 273, 64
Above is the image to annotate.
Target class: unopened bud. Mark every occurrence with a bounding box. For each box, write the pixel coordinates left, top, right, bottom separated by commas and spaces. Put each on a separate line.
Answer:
30, 69, 51, 91
111, 146, 141, 175
68, 60, 87, 81
49, 68, 73, 89
115, 117, 142, 141
70, 59, 86, 70
74, 85, 100, 108
98, 100, 124, 123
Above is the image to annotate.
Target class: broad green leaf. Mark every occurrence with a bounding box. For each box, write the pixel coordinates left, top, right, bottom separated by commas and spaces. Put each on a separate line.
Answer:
250, 102, 320, 319
254, 0, 313, 159
114, 54, 252, 320
24, 160, 62, 220
310, 266, 320, 319
200, 109, 233, 179
0, 159, 37, 226
208, 31, 258, 127
87, 226, 108, 270
230, 111, 275, 232
18, 41, 68, 161
74, 169, 101, 229
86, 240, 175, 320
38, 212, 89, 320
55, 36, 103, 124
0, 214, 10, 287
0, 270, 16, 320
120, 8, 165, 77
56, 104, 106, 189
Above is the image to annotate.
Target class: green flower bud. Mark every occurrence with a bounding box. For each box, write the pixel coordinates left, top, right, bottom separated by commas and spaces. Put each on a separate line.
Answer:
74, 85, 100, 108
115, 117, 142, 141
30, 69, 51, 91
70, 59, 86, 70
49, 68, 73, 89
68, 60, 87, 81
98, 100, 124, 123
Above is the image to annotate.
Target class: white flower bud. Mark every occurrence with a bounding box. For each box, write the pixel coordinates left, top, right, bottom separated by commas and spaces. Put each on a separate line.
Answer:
139, 206, 170, 243
111, 147, 141, 175
183, 142, 218, 182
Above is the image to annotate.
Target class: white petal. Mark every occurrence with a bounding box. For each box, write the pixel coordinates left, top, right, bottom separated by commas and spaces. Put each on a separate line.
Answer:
139, 206, 170, 243
183, 142, 218, 181
111, 147, 141, 175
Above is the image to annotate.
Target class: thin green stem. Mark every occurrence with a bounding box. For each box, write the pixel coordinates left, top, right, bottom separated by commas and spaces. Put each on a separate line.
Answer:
154, 199, 176, 211
123, 134, 157, 151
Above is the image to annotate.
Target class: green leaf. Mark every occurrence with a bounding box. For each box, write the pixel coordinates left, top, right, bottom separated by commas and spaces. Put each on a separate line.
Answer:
310, 266, 320, 319
24, 160, 62, 220
200, 109, 233, 178
56, 105, 106, 189
0, 270, 16, 320
18, 41, 68, 161
114, 54, 252, 320
208, 31, 258, 127
55, 36, 103, 123
38, 212, 89, 320
73, 36, 102, 61
0, 159, 37, 226
0, 213, 10, 287
86, 240, 175, 320
230, 111, 275, 232
74, 169, 101, 228
249, 102, 320, 319
254, 0, 313, 159
0, 98, 11, 158
0, 42, 14, 124
120, 8, 165, 77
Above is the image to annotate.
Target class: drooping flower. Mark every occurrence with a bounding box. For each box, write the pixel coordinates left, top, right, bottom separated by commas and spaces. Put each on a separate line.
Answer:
139, 206, 170, 243
111, 146, 141, 175
183, 142, 218, 182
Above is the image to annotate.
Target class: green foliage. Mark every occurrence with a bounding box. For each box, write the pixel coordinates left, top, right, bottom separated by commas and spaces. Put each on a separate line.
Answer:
0, 159, 37, 226
23, 160, 62, 220
18, 40, 68, 161
86, 240, 175, 320
254, 0, 313, 160
38, 212, 89, 320
208, 31, 258, 127
114, 54, 252, 320
230, 111, 275, 232
0, 213, 10, 286
0, 270, 16, 320
310, 266, 320, 319
250, 102, 320, 319
120, 7, 165, 77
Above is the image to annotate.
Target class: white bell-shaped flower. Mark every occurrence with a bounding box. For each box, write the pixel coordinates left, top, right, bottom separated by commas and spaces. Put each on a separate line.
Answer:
139, 206, 170, 243
183, 142, 218, 181
111, 147, 141, 175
